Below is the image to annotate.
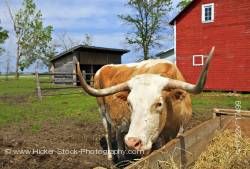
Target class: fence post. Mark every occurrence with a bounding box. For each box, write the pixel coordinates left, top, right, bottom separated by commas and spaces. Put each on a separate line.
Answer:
73, 56, 78, 86
82, 70, 86, 82
35, 72, 42, 100
50, 64, 55, 84
73, 68, 77, 86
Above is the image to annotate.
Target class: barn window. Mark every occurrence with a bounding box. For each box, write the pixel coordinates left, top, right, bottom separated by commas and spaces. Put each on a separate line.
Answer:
202, 3, 214, 23
193, 55, 204, 66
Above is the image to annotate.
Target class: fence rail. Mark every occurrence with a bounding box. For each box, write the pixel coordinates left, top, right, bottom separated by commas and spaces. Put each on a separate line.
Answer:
33, 73, 93, 76
35, 71, 93, 100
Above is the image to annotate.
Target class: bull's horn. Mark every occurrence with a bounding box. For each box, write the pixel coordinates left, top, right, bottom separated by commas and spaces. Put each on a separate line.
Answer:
167, 47, 215, 94
73, 57, 129, 97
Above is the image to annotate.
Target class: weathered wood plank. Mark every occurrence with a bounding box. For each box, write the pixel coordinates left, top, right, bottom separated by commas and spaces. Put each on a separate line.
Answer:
42, 86, 80, 90
214, 108, 250, 117
34, 73, 93, 76
125, 117, 221, 169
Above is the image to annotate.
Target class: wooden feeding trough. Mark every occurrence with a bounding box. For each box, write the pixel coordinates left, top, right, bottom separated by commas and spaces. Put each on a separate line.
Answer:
125, 108, 250, 169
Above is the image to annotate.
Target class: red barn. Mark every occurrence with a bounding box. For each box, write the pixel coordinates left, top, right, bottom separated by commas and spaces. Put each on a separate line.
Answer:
170, 0, 250, 92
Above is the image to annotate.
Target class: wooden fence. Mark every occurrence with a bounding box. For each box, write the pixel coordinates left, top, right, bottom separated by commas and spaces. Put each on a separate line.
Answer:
125, 108, 250, 169
35, 71, 93, 100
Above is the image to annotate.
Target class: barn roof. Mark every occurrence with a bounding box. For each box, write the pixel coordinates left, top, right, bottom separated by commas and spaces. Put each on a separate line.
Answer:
51, 45, 129, 62
169, 0, 195, 25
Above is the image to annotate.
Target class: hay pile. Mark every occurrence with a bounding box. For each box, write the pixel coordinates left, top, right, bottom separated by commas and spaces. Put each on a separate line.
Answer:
192, 130, 250, 169
158, 130, 250, 169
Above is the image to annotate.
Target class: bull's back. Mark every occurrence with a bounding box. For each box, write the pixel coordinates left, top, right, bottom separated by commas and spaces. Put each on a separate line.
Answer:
94, 59, 187, 126
95, 59, 184, 87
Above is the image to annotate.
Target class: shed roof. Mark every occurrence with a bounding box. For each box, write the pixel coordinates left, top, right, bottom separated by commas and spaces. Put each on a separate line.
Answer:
51, 45, 129, 62
169, 0, 195, 25
155, 48, 174, 58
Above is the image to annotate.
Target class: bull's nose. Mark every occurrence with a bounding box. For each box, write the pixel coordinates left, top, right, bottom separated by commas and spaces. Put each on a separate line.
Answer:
125, 137, 142, 150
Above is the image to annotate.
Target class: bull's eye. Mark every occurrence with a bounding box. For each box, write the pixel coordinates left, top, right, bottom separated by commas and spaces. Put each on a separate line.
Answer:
156, 102, 162, 108
151, 101, 163, 113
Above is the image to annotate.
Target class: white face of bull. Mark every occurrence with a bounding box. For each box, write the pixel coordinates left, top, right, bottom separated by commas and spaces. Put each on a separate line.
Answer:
124, 74, 169, 154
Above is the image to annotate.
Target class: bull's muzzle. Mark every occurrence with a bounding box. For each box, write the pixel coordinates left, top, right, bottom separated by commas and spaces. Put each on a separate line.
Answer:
125, 137, 142, 150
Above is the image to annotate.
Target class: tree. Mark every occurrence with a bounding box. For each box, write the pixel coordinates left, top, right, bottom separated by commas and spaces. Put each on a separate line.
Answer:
55, 33, 93, 52
82, 33, 93, 46
0, 22, 8, 54
55, 32, 77, 51
6, 0, 53, 79
177, 0, 192, 10
119, 0, 172, 60
4, 50, 11, 80
40, 42, 56, 71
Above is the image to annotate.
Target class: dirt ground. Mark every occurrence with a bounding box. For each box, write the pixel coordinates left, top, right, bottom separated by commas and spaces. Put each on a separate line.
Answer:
2, 116, 249, 169
0, 116, 206, 169
0, 120, 113, 169
0, 115, 207, 169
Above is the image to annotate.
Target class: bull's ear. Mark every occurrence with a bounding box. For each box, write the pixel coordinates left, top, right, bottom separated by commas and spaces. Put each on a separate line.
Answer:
171, 89, 187, 101
115, 92, 128, 101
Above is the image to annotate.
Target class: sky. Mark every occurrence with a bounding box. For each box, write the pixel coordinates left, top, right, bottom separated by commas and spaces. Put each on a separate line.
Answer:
0, 0, 181, 73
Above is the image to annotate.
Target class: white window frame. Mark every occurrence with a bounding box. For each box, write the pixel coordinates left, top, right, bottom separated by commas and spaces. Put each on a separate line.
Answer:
201, 3, 214, 23
193, 55, 204, 66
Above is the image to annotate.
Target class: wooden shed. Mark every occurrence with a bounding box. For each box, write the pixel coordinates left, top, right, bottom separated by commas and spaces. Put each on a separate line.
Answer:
155, 48, 176, 63
169, 0, 250, 92
50, 45, 129, 85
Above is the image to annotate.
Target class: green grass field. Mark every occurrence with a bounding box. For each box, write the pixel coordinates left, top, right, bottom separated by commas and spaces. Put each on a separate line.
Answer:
0, 76, 99, 128
0, 76, 250, 128
191, 92, 250, 123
